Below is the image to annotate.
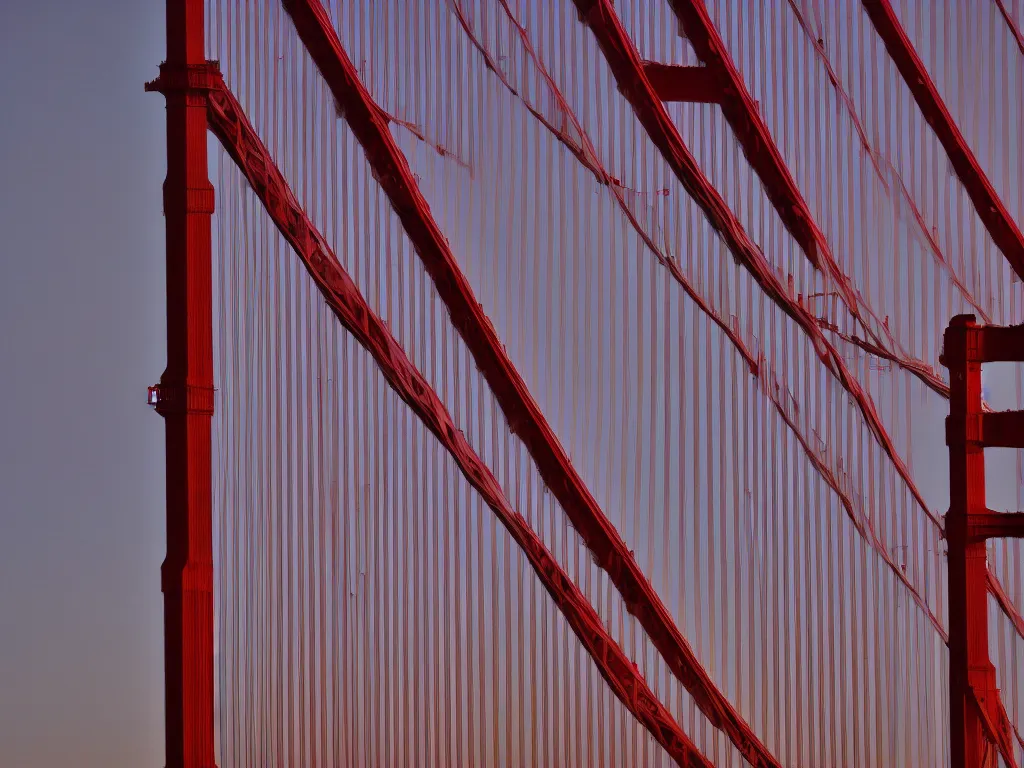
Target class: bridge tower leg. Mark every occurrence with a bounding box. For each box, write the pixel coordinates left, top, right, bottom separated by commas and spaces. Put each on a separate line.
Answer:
147, 1, 219, 766
945, 315, 997, 768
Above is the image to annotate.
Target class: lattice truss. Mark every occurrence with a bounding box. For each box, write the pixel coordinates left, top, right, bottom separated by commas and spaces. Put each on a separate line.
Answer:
201, 0, 1024, 765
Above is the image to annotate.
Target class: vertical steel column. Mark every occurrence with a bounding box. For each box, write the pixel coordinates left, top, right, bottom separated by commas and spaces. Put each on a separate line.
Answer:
944, 315, 996, 768
146, 1, 218, 766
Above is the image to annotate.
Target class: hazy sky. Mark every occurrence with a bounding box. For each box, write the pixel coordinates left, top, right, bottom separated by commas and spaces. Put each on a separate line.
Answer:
0, 3, 168, 765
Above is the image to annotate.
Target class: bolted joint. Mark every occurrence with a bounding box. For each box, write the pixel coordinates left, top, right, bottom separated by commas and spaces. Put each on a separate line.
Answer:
145, 59, 223, 95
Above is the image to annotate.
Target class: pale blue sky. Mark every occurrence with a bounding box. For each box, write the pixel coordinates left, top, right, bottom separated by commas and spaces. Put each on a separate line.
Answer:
0, 3, 168, 765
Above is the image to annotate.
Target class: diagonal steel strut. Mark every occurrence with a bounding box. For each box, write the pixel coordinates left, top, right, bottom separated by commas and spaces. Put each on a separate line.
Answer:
667, 0, 824, 273
561, 0, 1024, 699
205, 76, 712, 768
970, 685, 1021, 768
664, 0, 921, 385
570, 0, 938, 534
280, 1, 780, 766
455, 0, 956, 648
566, 0, 964, 666
862, 0, 1024, 280
857, 0, 1024, 649
672, 0, 1024, 652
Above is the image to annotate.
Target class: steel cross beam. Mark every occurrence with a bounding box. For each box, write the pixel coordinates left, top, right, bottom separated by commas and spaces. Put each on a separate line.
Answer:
863, 0, 1024, 280
204, 77, 710, 767
641, 61, 720, 104
994, 0, 1024, 56
279, 1, 779, 766
942, 315, 1024, 768
967, 512, 1024, 542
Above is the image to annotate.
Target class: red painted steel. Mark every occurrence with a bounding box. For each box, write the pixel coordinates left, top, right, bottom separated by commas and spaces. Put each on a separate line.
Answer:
449, 0, 759, 376
967, 512, 1024, 541
945, 410, 1024, 451
204, 78, 710, 767
144, 1, 218, 766
457, 0, 955, 656
943, 315, 1021, 768
994, 0, 1024, 56
977, 691, 1022, 768
666, 0, 922, 395
448, 0, 759, 376
977, 412, 1024, 450
862, 0, 1024, 280
783, 0, 1003, 383
143, 2, 1024, 762
975, 324, 1024, 363
571, 0, 937, 530
280, 2, 779, 764
641, 62, 720, 103
665, 0, 823, 271
944, 315, 995, 768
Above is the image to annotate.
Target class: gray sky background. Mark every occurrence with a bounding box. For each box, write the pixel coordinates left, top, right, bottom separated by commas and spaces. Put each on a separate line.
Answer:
0, 3, 167, 765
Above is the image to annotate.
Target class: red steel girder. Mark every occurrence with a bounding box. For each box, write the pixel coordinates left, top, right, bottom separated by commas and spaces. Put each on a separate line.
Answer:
975, 324, 1024, 364
460, 0, 968, 657
966, 511, 1024, 542
461, 0, 951, 650
668, 0, 1022, 406
666, 0, 921, 384
862, 0, 1024, 279
944, 316, 997, 768
641, 61, 720, 103
665, 0, 825, 272
280, 1, 778, 766
944, 411, 1024, 450
450, 0, 758, 372
205, 78, 710, 768
570, 0, 1024, 736
571, 0, 935, 528
144, 0, 218, 765
943, 315, 1023, 768
970, 686, 1021, 768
